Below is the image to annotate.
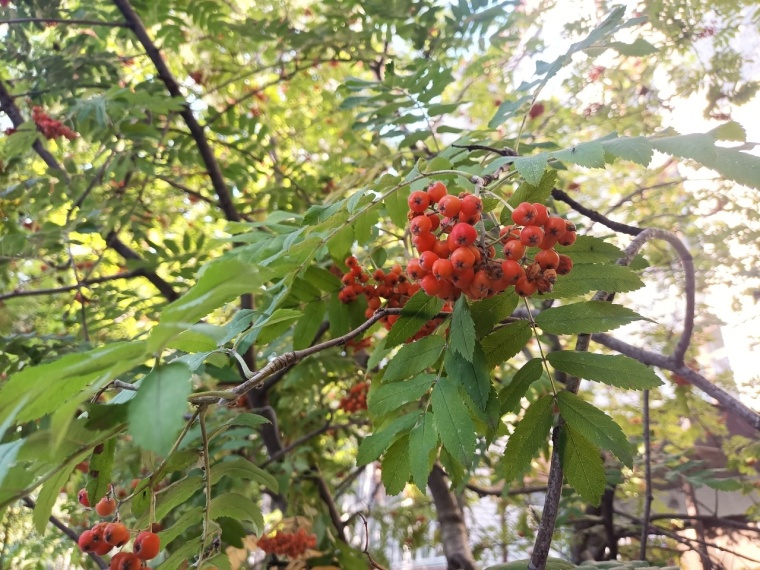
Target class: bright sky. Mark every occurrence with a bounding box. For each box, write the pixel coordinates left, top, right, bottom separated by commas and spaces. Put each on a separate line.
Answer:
521, 0, 760, 408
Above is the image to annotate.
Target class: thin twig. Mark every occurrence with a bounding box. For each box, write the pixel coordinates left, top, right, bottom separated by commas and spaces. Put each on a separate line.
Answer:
358, 513, 389, 570
198, 405, 212, 566
551, 188, 643, 236
639, 389, 653, 561
0, 271, 144, 302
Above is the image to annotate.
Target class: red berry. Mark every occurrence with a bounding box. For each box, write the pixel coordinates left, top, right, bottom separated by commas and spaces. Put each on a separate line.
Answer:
451, 267, 475, 289
432, 258, 454, 281
95, 497, 117, 517
500, 260, 523, 284
110, 552, 142, 570
413, 232, 437, 253
427, 213, 441, 232
558, 230, 577, 246
407, 258, 427, 280
78, 530, 96, 552
78, 488, 90, 507
460, 194, 483, 217
531, 203, 550, 226
134, 531, 161, 560
104, 522, 130, 547
419, 251, 439, 272
448, 223, 478, 248
535, 249, 560, 270
529, 103, 545, 119
433, 239, 450, 259
345, 256, 358, 267
420, 274, 440, 296
503, 241, 525, 261
520, 226, 544, 247
544, 216, 567, 239
427, 181, 448, 203
450, 247, 476, 270
511, 202, 537, 226
408, 191, 430, 213
557, 254, 573, 275
437, 195, 462, 218
515, 276, 538, 297
410, 215, 432, 235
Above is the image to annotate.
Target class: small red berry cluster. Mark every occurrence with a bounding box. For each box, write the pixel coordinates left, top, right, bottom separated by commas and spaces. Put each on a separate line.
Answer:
257, 528, 318, 558
76, 487, 161, 569
338, 256, 450, 339
338, 381, 369, 413
31, 106, 78, 140
405, 181, 575, 300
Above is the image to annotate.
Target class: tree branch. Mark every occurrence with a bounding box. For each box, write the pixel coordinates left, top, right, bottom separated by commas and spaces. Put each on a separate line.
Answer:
0, 271, 144, 302
639, 389, 653, 561
21, 496, 108, 569
550, 188, 643, 236
105, 232, 180, 301
428, 466, 477, 570
111, 0, 241, 223
591, 333, 760, 432
0, 18, 128, 27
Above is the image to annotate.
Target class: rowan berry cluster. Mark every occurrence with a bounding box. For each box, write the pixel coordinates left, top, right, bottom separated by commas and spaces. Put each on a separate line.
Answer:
338, 256, 450, 340
76, 487, 161, 568
257, 528, 318, 558
31, 106, 78, 141
405, 181, 575, 300
338, 381, 369, 412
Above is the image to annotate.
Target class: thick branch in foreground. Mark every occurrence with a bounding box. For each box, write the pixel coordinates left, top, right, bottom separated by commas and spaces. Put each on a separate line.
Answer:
21, 497, 108, 569
428, 466, 477, 570
111, 0, 240, 223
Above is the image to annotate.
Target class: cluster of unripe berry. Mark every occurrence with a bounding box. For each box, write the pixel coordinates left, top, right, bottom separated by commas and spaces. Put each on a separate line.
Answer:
338, 381, 369, 413
257, 528, 318, 558
30, 106, 78, 140
76, 488, 161, 569
405, 181, 574, 300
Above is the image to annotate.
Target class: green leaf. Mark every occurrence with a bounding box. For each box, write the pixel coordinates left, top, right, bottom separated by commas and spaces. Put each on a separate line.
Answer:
547, 351, 663, 390
409, 412, 438, 489
450, 296, 476, 361
507, 170, 557, 209
357, 412, 419, 466
149, 260, 274, 350
488, 95, 532, 128
127, 363, 192, 456
559, 424, 607, 506
381, 435, 411, 495
86, 437, 116, 505
470, 290, 519, 338
499, 359, 544, 415
228, 413, 270, 429
502, 394, 554, 482
542, 264, 644, 298
514, 154, 549, 186
34, 453, 88, 534
137, 475, 203, 526
609, 38, 658, 56
368, 373, 436, 417
703, 478, 743, 491
602, 136, 653, 166
385, 187, 409, 229
210, 457, 279, 491
445, 344, 491, 411
557, 392, 633, 467
480, 321, 532, 369
157, 539, 202, 570
383, 335, 445, 382
432, 377, 476, 468
553, 141, 605, 168
385, 290, 444, 346
209, 493, 264, 532
555, 236, 623, 265
708, 121, 746, 142
157, 507, 203, 549
535, 301, 650, 334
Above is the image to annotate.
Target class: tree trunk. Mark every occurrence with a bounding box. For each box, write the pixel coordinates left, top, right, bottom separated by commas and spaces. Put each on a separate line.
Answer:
428, 466, 477, 570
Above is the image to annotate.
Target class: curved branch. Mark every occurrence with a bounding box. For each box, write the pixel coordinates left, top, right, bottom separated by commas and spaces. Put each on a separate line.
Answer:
551, 188, 643, 236
592, 333, 760, 432
618, 228, 695, 365
0, 18, 127, 27
0, 271, 143, 302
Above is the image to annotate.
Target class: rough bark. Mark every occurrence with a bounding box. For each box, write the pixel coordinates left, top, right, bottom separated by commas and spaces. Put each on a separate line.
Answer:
428, 466, 477, 570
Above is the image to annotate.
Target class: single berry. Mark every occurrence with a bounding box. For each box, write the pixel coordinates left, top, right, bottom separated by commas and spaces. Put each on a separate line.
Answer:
78, 488, 90, 507
544, 216, 567, 238
448, 223, 478, 248
503, 240, 525, 261
558, 230, 577, 246
95, 497, 117, 517
427, 213, 441, 232
134, 531, 161, 561
410, 215, 432, 235
407, 258, 427, 280
427, 181, 448, 203
460, 194, 483, 217
420, 274, 440, 296
104, 522, 130, 547
515, 276, 538, 297
78, 530, 96, 552
419, 251, 439, 272
519, 225, 544, 247
450, 247, 476, 270
556, 255, 573, 275
511, 202, 537, 226
535, 249, 560, 270
531, 203, 550, 226
432, 258, 454, 281
408, 191, 430, 213
437, 195, 462, 218
413, 232, 437, 253
109, 552, 142, 570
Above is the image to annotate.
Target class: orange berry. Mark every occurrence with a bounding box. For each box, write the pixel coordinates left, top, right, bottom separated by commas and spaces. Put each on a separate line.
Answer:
427, 181, 448, 202
104, 522, 130, 547
134, 531, 161, 560
408, 191, 430, 213
437, 195, 461, 218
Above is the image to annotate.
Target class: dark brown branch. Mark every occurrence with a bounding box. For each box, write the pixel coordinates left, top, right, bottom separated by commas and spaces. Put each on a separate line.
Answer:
105, 232, 179, 301
308, 465, 346, 541
465, 483, 548, 497
0, 271, 143, 302
21, 497, 108, 569
551, 188, 643, 236
154, 175, 219, 207
639, 389, 653, 561
111, 0, 241, 223
428, 466, 477, 570
260, 420, 360, 468
0, 18, 128, 27
591, 333, 760, 432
